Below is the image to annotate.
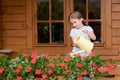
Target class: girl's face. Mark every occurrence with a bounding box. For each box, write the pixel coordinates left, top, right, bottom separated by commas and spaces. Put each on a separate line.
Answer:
70, 18, 82, 29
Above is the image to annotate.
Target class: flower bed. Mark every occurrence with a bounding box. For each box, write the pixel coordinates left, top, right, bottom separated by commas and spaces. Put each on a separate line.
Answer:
0, 50, 116, 80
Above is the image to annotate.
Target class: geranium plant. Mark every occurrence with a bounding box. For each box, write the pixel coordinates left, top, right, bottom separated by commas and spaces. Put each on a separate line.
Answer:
0, 50, 116, 80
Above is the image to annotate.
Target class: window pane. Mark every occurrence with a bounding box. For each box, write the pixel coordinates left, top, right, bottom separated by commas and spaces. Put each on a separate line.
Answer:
37, 23, 49, 43
88, 0, 101, 19
52, 0, 64, 20
89, 22, 101, 43
37, 0, 49, 20
74, 0, 86, 19
52, 23, 64, 44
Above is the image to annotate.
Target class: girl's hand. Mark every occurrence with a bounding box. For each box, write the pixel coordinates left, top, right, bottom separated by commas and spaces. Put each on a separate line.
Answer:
82, 30, 88, 34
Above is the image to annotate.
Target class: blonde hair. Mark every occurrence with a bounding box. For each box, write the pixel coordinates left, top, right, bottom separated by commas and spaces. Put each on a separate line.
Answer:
69, 11, 87, 25
69, 11, 83, 21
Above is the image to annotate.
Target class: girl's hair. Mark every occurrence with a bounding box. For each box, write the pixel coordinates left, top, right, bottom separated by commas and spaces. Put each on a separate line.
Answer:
69, 11, 87, 25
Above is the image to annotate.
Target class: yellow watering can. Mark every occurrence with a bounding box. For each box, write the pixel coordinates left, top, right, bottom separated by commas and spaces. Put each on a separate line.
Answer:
70, 35, 94, 57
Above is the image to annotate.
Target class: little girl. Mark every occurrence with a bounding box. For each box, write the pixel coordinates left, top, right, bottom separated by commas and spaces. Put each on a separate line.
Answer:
69, 11, 96, 57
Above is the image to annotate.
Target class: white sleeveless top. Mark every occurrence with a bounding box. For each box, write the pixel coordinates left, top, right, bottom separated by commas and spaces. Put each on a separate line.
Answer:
70, 26, 93, 53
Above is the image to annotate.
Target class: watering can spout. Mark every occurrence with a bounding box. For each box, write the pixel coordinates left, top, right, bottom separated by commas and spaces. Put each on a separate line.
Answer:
74, 35, 94, 53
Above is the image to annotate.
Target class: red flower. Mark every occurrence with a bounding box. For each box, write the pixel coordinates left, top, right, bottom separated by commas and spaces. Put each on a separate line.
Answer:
0, 68, 4, 74
49, 62, 54, 68
76, 63, 82, 68
81, 71, 87, 76
64, 57, 69, 62
25, 66, 32, 72
47, 69, 53, 74
98, 67, 107, 73
42, 74, 48, 79
31, 59, 36, 64
16, 76, 22, 80
35, 78, 42, 80
89, 52, 95, 57
31, 50, 37, 55
18, 64, 23, 69
108, 64, 115, 69
23, 53, 29, 58
15, 69, 20, 75
39, 54, 45, 57
45, 55, 50, 60
35, 69, 41, 75
60, 63, 65, 68
63, 70, 70, 74
77, 77, 82, 80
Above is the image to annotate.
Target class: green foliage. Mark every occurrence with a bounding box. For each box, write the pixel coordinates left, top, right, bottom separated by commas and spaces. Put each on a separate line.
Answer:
0, 51, 116, 80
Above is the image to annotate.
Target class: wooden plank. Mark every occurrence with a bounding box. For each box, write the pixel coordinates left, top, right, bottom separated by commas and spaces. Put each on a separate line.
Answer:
2, 22, 26, 30
2, 30, 26, 37
2, 0, 25, 6
2, 14, 25, 21
112, 13, 120, 20
26, 0, 33, 49
105, 0, 112, 48
112, 4, 120, 12
112, 37, 120, 44
112, 29, 120, 36
112, 21, 120, 28
2, 6, 25, 14
113, 45, 120, 52
3, 44, 26, 52
93, 47, 119, 56
3, 38, 26, 45
112, 0, 120, 3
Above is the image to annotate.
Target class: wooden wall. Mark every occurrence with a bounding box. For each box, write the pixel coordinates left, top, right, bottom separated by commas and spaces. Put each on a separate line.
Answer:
1, 0, 120, 60
0, 0, 2, 49
2, 0, 27, 52
112, 0, 120, 52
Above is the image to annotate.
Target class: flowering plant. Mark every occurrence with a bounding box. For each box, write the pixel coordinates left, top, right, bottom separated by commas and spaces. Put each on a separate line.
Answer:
0, 50, 116, 80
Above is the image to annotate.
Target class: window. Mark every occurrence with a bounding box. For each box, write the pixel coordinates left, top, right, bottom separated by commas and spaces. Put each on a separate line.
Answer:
35, 0, 65, 46
73, 0, 104, 46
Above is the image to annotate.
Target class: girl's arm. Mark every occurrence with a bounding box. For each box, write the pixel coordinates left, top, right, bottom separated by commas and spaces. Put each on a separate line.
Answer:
87, 31, 96, 40
83, 30, 96, 40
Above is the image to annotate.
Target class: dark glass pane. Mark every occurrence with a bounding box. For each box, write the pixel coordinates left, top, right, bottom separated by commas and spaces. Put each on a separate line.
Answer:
52, 23, 64, 44
37, 23, 49, 43
88, 0, 101, 19
37, 0, 49, 20
52, 0, 64, 20
89, 22, 101, 43
74, 0, 86, 19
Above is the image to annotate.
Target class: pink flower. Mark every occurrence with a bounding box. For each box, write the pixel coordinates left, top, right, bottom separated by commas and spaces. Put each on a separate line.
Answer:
77, 77, 82, 80
49, 62, 54, 68
108, 64, 115, 69
98, 67, 107, 73
76, 63, 82, 68
18, 64, 23, 69
45, 55, 50, 60
89, 52, 95, 57
81, 71, 87, 76
63, 70, 70, 74
25, 66, 32, 72
23, 53, 29, 58
0, 68, 4, 74
64, 57, 69, 62
35, 78, 42, 80
31, 59, 36, 64
42, 74, 48, 79
47, 69, 53, 74
16, 76, 22, 80
60, 63, 65, 68
39, 54, 45, 57
31, 50, 37, 55
35, 69, 41, 75
15, 69, 20, 75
